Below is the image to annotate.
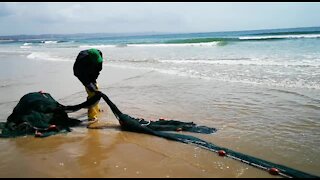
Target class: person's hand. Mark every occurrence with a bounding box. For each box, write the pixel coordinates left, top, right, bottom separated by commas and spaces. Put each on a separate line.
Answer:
86, 83, 98, 92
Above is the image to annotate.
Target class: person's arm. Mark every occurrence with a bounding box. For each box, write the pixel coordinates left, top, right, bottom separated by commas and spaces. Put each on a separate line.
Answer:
74, 53, 97, 92
85, 61, 102, 92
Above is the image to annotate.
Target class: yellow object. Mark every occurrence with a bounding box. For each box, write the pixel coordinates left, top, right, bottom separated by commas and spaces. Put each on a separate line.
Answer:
85, 83, 100, 121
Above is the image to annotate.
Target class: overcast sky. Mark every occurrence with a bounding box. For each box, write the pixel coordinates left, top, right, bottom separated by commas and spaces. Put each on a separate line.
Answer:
0, 2, 320, 35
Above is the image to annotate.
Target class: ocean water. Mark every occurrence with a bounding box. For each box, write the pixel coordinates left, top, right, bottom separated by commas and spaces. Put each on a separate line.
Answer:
0, 27, 319, 177
2, 27, 320, 90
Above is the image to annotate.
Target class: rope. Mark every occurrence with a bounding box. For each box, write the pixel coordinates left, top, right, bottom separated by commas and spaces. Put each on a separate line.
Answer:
98, 91, 319, 178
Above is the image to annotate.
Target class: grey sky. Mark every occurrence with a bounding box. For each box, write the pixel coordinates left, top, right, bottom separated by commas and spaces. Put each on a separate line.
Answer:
1, 2, 320, 35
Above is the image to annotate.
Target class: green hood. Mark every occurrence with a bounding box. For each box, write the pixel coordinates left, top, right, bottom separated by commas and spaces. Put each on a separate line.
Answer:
88, 49, 103, 63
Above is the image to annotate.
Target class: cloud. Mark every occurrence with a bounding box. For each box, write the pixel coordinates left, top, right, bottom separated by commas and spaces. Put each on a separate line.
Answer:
0, 2, 320, 35
0, 3, 14, 17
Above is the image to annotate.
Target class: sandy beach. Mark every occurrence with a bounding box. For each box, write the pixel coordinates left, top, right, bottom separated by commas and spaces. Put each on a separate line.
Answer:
0, 55, 318, 178
0, 59, 254, 178
0, 28, 319, 178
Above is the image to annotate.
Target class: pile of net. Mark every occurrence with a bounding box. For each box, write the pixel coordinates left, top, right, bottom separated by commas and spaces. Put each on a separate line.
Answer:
0, 92, 84, 137
0, 91, 215, 138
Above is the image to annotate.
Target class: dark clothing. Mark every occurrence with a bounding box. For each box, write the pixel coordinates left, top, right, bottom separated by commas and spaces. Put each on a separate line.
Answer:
73, 49, 103, 87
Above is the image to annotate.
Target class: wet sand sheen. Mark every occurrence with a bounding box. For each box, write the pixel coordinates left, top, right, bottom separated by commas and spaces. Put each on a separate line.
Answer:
0, 56, 318, 177
0, 104, 277, 178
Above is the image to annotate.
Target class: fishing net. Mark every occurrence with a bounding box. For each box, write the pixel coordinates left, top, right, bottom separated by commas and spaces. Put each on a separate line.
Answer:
0, 91, 317, 178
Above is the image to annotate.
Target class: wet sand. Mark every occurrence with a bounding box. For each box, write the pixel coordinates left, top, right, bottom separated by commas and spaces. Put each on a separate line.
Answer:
0, 105, 277, 178
0, 61, 271, 178
0, 56, 319, 178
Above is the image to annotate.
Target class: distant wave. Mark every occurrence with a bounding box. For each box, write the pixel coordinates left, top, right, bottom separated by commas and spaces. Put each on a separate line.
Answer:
162, 34, 320, 45
128, 42, 219, 47
53, 32, 320, 49
18, 40, 69, 44
42, 40, 58, 44
239, 34, 320, 40
250, 30, 320, 36
165, 38, 232, 44
39, 40, 69, 44
80, 41, 220, 48
0, 39, 14, 43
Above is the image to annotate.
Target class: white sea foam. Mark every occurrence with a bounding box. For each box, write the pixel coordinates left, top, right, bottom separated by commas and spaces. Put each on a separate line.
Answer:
106, 60, 320, 90
79, 41, 219, 49
79, 44, 117, 48
42, 41, 58, 44
20, 42, 33, 49
158, 59, 320, 67
27, 52, 72, 62
239, 34, 320, 40
127, 42, 219, 47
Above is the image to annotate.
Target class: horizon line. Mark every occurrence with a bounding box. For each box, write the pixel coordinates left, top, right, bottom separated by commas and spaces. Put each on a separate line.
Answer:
1, 25, 320, 38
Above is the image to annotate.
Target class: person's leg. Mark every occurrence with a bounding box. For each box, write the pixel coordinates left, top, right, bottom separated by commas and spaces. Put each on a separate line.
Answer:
85, 83, 100, 121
